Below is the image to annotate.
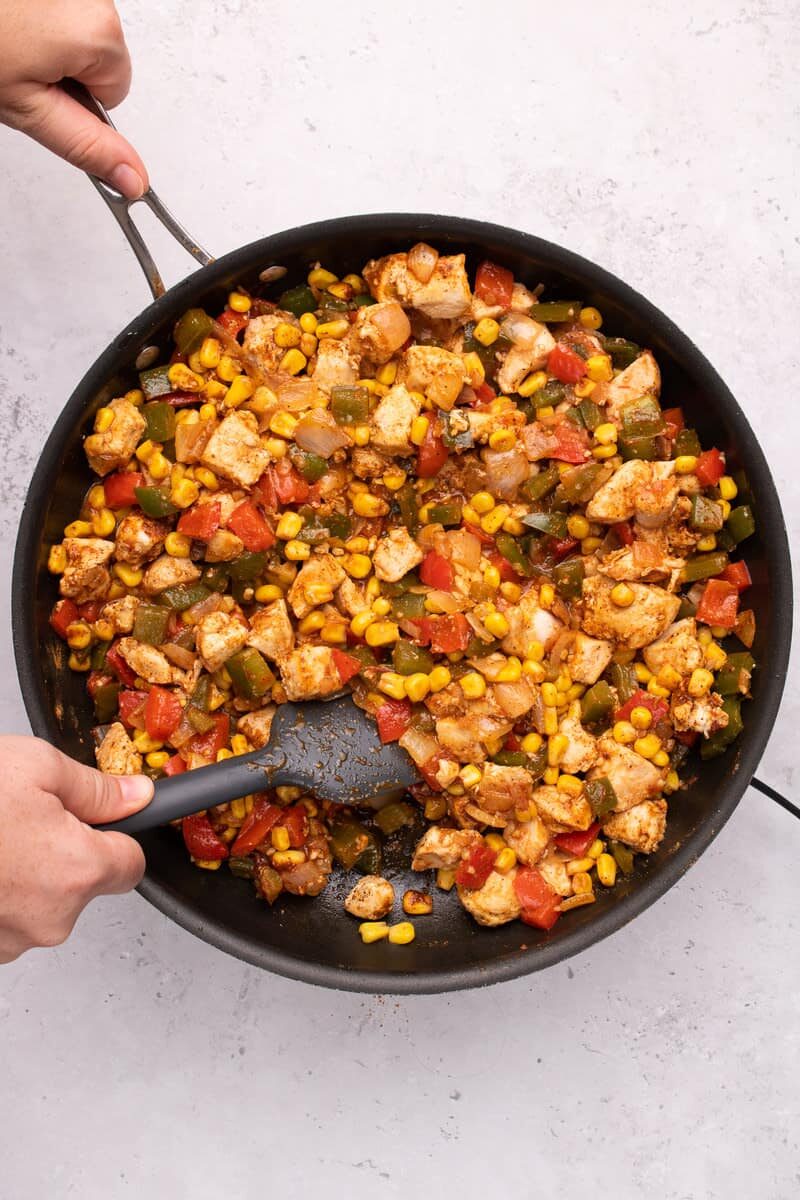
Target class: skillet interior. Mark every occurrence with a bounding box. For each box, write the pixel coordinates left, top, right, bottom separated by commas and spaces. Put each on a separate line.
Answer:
12, 214, 793, 993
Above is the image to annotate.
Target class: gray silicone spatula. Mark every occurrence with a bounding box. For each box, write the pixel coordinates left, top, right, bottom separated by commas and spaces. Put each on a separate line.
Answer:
98, 695, 419, 834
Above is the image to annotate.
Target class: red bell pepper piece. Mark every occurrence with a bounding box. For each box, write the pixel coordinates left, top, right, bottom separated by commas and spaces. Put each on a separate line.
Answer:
253, 470, 278, 512
414, 613, 470, 654
278, 805, 309, 848
86, 671, 113, 699
504, 733, 522, 751
696, 578, 739, 629
78, 601, 104, 623
186, 713, 230, 761
550, 421, 590, 462
144, 685, 184, 742
182, 812, 229, 860
695, 448, 725, 486
418, 751, 454, 792
331, 648, 362, 684
177, 501, 221, 542
662, 407, 685, 439
462, 522, 496, 547
547, 344, 587, 385
375, 699, 412, 744
614, 689, 669, 725
455, 842, 497, 889
487, 548, 521, 583
514, 867, 561, 930
613, 520, 634, 546
473, 381, 496, 405
551, 536, 580, 561
474, 261, 514, 309
719, 560, 752, 592
50, 598, 79, 641
230, 794, 282, 855
419, 550, 455, 591
554, 823, 601, 858
272, 460, 310, 505
163, 390, 202, 407
216, 308, 249, 338
105, 642, 138, 686
226, 499, 276, 552
103, 471, 144, 509
417, 419, 449, 478
118, 688, 149, 730
162, 753, 187, 777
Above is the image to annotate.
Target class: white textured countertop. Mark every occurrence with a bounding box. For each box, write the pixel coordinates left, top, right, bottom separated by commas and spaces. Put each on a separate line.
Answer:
1, 2, 798, 1196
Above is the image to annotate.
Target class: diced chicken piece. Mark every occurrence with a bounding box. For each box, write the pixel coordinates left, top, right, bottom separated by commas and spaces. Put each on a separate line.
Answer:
599, 542, 685, 587
279, 645, 344, 701
424, 681, 466, 719
588, 732, 664, 812
603, 799, 667, 855
458, 868, 521, 927
59, 537, 114, 603
601, 350, 661, 425
435, 713, 511, 764
311, 336, 361, 393
532, 785, 593, 832
287, 554, 347, 619
236, 705, 276, 749
84, 398, 146, 476
476, 763, 534, 815
464, 406, 526, 444
194, 610, 249, 673
351, 301, 411, 364
468, 283, 537, 323
344, 875, 395, 920
502, 815, 550, 866
113, 514, 168, 566
336, 576, 368, 618
373, 527, 424, 582
488, 677, 537, 721
586, 459, 678, 528
140, 555, 201, 595
559, 631, 614, 685
96, 722, 142, 775
246, 599, 294, 661
642, 618, 704, 677
400, 344, 466, 412
200, 411, 271, 488
411, 826, 483, 871
500, 585, 563, 657
204, 529, 245, 562
243, 313, 300, 372
557, 702, 598, 774
116, 637, 187, 686
99, 594, 139, 634
495, 319, 555, 394
536, 850, 573, 897
364, 252, 472, 319
350, 447, 391, 479
663, 495, 703, 556
670, 690, 729, 737
580, 576, 681, 649
369, 383, 421, 455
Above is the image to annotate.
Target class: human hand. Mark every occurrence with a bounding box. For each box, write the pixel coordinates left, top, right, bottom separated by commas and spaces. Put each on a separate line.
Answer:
0, 736, 153, 963
0, 0, 148, 198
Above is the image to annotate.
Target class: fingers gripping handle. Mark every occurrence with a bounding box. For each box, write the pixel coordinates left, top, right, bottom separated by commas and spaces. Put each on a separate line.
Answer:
63, 80, 213, 298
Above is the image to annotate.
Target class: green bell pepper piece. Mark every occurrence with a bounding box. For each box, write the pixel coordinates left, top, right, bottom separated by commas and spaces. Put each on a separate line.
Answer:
441, 410, 474, 451
91, 641, 109, 671
158, 582, 211, 611
174, 308, 214, 355
139, 364, 172, 399
226, 647, 275, 700
329, 821, 376, 870
715, 652, 755, 696
297, 451, 328, 482
552, 556, 585, 599
396, 483, 419, 536
491, 748, 547, 780
134, 485, 177, 518
620, 395, 665, 438
201, 564, 230, 592
576, 398, 602, 431
343, 644, 377, 671
690, 494, 724, 533
533, 380, 567, 409
143, 401, 176, 444
427, 501, 463, 526
331, 385, 370, 426
393, 640, 434, 676
529, 300, 582, 323
133, 602, 171, 646
374, 801, 416, 835
93, 681, 120, 724
462, 323, 499, 373
191, 674, 213, 712
351, 293, 376, 308
279, 284, 317, 316
228, 856, 255, 880
391, 592, 427, 620
522, 464, 560, 502
700, 696, 744, 758
674, 428, 702, 458
229, 551, 267, 580
559, 462, 607, 504
609, 840, 635, 874
600, 337, 640, 369
585, 776, 617, 819
188, 706, 215, 733
581, 680, 615, 724
522, 511, 569, 538
681, 551, 730, 583
494, 532, 533, 577
618, 434, 658, 461
726, 505, 755, 545
608, 661, 638, 705
676, 596, 697, 620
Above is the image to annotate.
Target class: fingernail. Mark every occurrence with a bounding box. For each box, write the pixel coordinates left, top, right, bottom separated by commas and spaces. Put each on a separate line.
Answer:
108, 163, 145, 199
119, 775, 154, 810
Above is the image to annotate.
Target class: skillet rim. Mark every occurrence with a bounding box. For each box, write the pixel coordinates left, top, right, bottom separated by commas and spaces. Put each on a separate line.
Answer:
11, 212, 793, 994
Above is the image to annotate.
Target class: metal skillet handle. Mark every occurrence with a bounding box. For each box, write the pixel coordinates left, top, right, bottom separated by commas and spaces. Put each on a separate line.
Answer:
62, 79, 213, 298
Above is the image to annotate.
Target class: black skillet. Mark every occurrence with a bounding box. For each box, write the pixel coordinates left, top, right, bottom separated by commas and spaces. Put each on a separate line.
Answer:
11, 91, 793, 994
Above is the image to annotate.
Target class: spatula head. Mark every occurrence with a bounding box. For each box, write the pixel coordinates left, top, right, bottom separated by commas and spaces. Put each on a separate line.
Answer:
257, 695, 419, 805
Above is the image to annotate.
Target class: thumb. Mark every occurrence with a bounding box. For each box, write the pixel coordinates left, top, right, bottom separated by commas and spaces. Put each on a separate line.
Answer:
52, 753, 154, 825
14, 84, 149, 198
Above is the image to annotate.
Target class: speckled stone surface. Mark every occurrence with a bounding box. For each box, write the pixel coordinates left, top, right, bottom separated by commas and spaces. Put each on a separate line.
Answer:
1, 2, 798, 1196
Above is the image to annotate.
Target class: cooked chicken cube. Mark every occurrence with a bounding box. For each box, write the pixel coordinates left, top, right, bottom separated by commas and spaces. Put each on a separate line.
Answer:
465, 406, 526, 444
670, 689, 729, 737
113, 514, 168, 566
559, 631, 614, 685
585, 459, 678, 527
400, 344, 467, 412
435, 713, 511, 764
236, 705, 276, 749
287, 554, 347, 619
373, 527, 424, 582
532, 785, 594, 832
116, 637, 187, 686
642, 617, 704, 677
204, 529, 245, 562
364, 252, 472, 319
140, 555, 201, 595
557, 702, 598, 775
99, 594, 139, 634
458, 868, 521, 927
599, 543, 685, 587
601, 350, 661, 424
350, 447, 391, 480
59, 537, 114, 604
536, 850, 573, 897
581, 576, 681, 649
96, 722, 143, 775
603, 799, 667, 855
336, 576, 369, 618
243, 313, 300, 372
279, 644, 344, 701
311, 336, 361, 393
200, 411, 271, 488
495, 318, 556, 394
368, 383, 421, 455
411, 826, 482, 871
84, 398, 146, 476
502, 815, 549, 866
588, 732, 664, 812
500, 586, 564, 657
351, 301, 410, 364
246, 599, 295, 661
195, 610, 249, 673
344, 875, 395, 920
477, 763, 535, 815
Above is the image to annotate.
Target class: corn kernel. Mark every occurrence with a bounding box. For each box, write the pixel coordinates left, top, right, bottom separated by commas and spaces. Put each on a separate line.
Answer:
65, 620, 92, 650
596, 853, 617, 887
369, 360, 396, 388
646, 678, 671, 698
365, 621, 400, 647
371, 596, 392, 616
578, 306, 602, 331
718, 475, 738, 501
365, 577, 382, 601
484, 611, 510, 639
571, 871, 594, 895
518, 370, 547, 398
488, 429, 517, 453
47, 544, 67, 574
665, 770, 680, 793
613, 720, 637, 745
254, 584, 282, 603
557, 774, 584, 797
273, 849, 307, 868
674, 454, 698, 474
406, 415, 429, 447
284, 539, 311, 561
319, 621, 347, 644
402, 890, 433, 916
168, 362, 204, 392
403, 672, 430, 703
275, 511, 304, 540
547, 734, 569, 767
630, 705, 653, 731
705, 642, 727, 670
688, 667, 714, 698
378, 469, 407, 495
270, 825, 291, 852
539, 583, 555, 610
696, 534, 718, 553
480, 503, 511, 535
164, 532, 191, 558
493, 847, 517, 874
198, 403, 217, 423
144, 750, 169, 771
298, 612, 326, 635
308, 266, 338, 289
94, 406, 115, 433
295, 312, 317, 334
574, 378, 597, 398
585, 354, 613, 383
593, 422, 618, 446
349, 612, 375, 640
543, 708, 559, 736
500, 581, 521, 602
227, 290, 251, 313
197, 336, 221, 369
656, 664, 683, 691
170, 478, 200, 509
344, 553, 372, 580
652, 749, 670, 767
87, 484, 106, 510
567, 856, 595, 875
67, 652, 91, 672
428, 665, 452, 693
482, 564, 501, 589
113, 563, 143, 588
592, 443, 618, 460
521, 732, 543, 754
543, 765, 559, 785
280, 349, 307, 376
106, 581, 126, 600
224, 374, 255, 409
388, 922, 415, 945
459, 764, 483, 790
634, 733, 661, 760
610, 582, 635, 607
378, 672, 407, 700
541, 682, 558, 707
459, 671, 487, 700
634, 663, 653, 684
587, 839, 605, 860
566, 514, 590, 540
268, 411, 298, 440
274, 321, 301, 349
461, 351, 485, 386
148, 452, 172, 482
90, 507, 115, 537
133, 731, 163, 753
316, 319, 349, 340
537, 405, 555, 418
353, 492, 388, 518
469, 492, 493, 516
496, 656, 522, 683
472, 317, 500, 346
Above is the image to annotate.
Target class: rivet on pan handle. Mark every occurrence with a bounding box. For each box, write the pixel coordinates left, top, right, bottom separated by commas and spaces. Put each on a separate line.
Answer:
62, 79, 214, 299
